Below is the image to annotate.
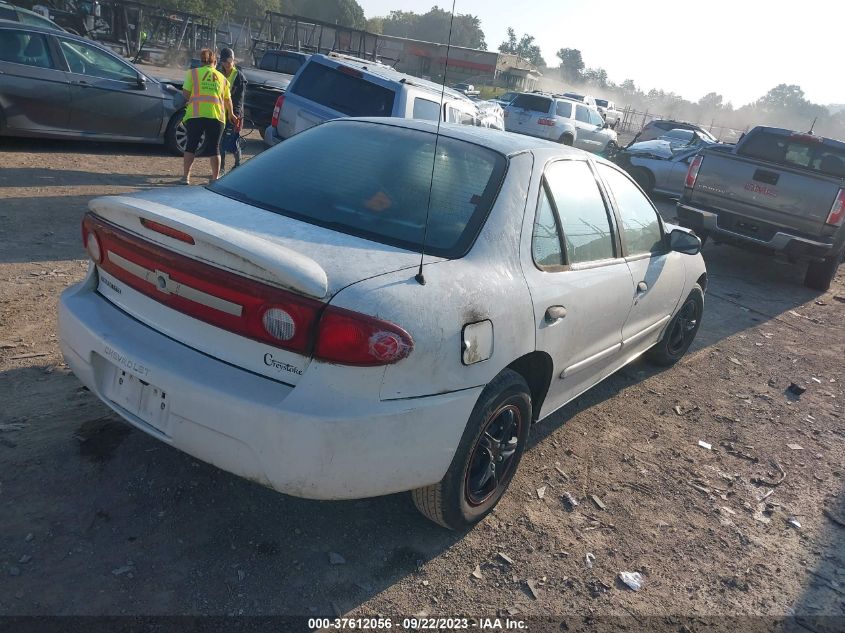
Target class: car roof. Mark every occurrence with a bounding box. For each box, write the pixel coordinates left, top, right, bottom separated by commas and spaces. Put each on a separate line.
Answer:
307, 54, 471, 102
337, 117, 591, 157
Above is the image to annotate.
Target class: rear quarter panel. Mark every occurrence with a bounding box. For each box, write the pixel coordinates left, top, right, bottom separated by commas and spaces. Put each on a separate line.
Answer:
325, 152, 538, 401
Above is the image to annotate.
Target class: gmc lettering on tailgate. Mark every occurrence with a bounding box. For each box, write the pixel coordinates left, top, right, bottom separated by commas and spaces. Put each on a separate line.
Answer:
744, 182, 778, 197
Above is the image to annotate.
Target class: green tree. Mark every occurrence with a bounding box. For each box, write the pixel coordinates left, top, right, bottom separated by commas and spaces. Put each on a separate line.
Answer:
284, 0, 366, 29
698, 92, 724, 110
499, 28, 544, 66
382, 7, 486, 49
365, 16, 384, 34
583, 67, 608, 89
555, 48, 583, 83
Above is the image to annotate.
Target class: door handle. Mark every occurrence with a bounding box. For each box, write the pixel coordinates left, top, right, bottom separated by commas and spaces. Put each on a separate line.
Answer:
544, 305, 567, 323
637, 281, 648, 293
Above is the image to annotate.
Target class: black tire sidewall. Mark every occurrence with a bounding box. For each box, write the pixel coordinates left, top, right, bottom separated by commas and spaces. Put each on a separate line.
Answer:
805, 254, 841, 291
440, 370, 531, 530
648, 285, 704, 365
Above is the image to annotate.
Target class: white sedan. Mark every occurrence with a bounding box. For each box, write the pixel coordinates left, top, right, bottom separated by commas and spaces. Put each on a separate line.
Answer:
59, 118, 706, 530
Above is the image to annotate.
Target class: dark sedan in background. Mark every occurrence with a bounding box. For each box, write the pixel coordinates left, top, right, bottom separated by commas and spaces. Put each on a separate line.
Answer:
0, 20, 196, 153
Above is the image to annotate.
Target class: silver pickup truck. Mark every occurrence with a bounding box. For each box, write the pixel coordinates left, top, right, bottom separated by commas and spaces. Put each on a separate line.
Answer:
677, 126, 845, 290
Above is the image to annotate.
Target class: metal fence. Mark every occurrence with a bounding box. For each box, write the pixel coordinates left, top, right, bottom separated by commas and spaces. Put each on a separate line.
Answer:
616, 105, 747, 142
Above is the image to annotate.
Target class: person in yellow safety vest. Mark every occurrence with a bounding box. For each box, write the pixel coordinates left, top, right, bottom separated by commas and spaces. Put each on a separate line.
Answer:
180, 48, 239, 185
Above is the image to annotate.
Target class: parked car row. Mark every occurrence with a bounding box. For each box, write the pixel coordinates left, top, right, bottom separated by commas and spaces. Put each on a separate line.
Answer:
501, 91, 618, 154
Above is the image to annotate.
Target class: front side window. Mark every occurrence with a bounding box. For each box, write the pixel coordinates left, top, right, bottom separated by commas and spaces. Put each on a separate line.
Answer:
412, 97, 440, 121
17, 11, 57, 29
59, 39, 136, 81
597, 164, 663, 256
0, 30, 54, 68
291, 62, 395, 117
532, 188, 564, 268
211, 121, 507, 258
273, 55, 303, 75
544, 160, 615, 264
588, 109, 604, 126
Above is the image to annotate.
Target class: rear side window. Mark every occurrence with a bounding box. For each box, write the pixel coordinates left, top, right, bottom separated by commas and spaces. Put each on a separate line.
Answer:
211, 121, 507, 258
555, 101, 572, 118
0, 30, 54, 68
412, 97, 440, 121
532, 189, 564, 267
511, 94, 551, 114
0, 7, 16, 19
17, 11, 55, 29
740, 131, 845, 178
291, 62, 395, 117
268, 54, 303, 75
544, 160, 615, 264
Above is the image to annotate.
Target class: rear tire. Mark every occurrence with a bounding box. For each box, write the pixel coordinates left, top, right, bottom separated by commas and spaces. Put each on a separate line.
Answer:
412, 369, 531, 530
804, 253, 841, 291
559, 134, 574, 146
645, 284, 704, 366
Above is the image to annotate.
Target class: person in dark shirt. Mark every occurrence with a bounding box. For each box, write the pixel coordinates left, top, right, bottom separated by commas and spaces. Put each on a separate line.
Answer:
217, 47, 247, 172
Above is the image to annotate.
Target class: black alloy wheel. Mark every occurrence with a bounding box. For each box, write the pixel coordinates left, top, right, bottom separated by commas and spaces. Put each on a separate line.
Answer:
464, 403, 523, 506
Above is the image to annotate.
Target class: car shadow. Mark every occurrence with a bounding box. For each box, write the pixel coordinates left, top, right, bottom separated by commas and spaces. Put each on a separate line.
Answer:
0, 168, 173, 189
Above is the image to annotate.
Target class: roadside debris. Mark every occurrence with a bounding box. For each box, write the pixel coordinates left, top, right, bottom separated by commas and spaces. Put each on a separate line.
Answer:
787, 383, 806, 397
787, 443, 804, 451
787, 517, 801, 529
328, 552, 346, 565
536, 486, 546, 499
111, 565, 133, 576
698, 440, 712, 450
590, 495, 607, 510
497, 552, 514, 566
554, 465, 568, 479
18, 555, 31, 564
729, 357, 743, 366
618, 571, 643, 591
471, 564, 483, 580
525, 579, 540, 600
561, 492, 579, 511
751, 461, 786, 487
585, 552, 595, 569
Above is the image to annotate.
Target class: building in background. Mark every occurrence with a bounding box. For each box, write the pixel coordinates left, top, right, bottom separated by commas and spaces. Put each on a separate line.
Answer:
495, 53, 542, 92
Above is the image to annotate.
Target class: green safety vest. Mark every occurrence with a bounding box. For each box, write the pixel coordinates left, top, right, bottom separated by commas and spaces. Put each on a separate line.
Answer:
183, 65, 229, 122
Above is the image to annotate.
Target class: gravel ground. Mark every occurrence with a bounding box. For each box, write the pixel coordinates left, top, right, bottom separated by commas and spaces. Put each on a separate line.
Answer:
0, 134, 843, 630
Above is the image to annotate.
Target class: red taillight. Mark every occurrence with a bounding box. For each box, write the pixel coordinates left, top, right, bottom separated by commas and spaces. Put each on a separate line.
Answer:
82, 224, 102, 263
537, 118, 555, 126
140, 218, 195, 244
826, 188, 845, 226
315, 306, 413, 366
270, 94, 285, 128
83, 213, 322, 354
685, 155, 704, 189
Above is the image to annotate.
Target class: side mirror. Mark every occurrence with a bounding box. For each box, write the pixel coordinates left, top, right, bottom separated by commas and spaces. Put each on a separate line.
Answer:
669, 229, 702, 255
136, 74, 147, 90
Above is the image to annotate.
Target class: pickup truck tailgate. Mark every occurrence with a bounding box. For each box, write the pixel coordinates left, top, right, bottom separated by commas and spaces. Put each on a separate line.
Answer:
688, 152, 841, 237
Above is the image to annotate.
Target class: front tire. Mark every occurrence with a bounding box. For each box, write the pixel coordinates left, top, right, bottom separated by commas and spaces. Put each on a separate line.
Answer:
164, 111, 207, 156
630, 167, 655, 195
804, 253, 841, 291
645, 284, 704, 366
412, 369, 531, 530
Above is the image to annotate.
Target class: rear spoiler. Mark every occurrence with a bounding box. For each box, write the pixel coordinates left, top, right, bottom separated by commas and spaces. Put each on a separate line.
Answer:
88, 195, 329, 299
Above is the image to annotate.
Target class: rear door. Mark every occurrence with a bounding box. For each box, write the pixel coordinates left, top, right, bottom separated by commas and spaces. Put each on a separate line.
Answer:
0, 28, 71, 132
573, 104, 603, 152
522, 158, 634, 417
56, 37, 163, 139
596, 163, 685, 349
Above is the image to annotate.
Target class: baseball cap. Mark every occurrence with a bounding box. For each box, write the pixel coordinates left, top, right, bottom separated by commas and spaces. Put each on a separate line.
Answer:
219, 47, 234, 61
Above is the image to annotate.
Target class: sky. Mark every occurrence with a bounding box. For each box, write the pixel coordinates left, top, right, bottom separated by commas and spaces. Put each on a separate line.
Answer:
356, 0, 841, 107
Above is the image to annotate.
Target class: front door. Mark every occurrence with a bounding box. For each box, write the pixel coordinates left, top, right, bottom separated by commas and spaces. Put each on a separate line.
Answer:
57, 37, 162, 139
573, 104, 604, 152
522, 158, 635, 419
596, 163, 686, 351
0, 29, 71, 132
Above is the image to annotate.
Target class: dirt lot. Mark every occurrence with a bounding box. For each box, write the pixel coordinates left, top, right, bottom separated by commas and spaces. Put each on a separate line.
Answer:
0, 133, 844, 630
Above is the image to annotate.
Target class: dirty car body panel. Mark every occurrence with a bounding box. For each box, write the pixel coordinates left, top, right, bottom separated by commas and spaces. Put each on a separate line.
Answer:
59, 118, 705, 506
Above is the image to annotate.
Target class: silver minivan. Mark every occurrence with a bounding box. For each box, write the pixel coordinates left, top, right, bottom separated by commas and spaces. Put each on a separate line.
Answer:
263, 53, 483, 145
504, 93, 617, 154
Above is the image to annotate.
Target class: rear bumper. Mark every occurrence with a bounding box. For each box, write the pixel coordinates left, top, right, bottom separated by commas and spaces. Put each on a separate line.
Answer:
263, 125, 282, 147
58, 274, 481, 500
677, 203, 835, 259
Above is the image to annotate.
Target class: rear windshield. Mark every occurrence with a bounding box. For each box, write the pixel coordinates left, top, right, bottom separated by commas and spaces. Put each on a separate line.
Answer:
290, 62, 395, 117
209, 121, 507, 258
511, 94, 551, 114
595, 99, 608, 108
739, 131, 845, 178
262, 53, 303, 75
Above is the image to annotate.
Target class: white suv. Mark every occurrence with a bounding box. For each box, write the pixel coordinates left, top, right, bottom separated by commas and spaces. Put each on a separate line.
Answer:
504, 92, 618, 154
264, 53, 483, 145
